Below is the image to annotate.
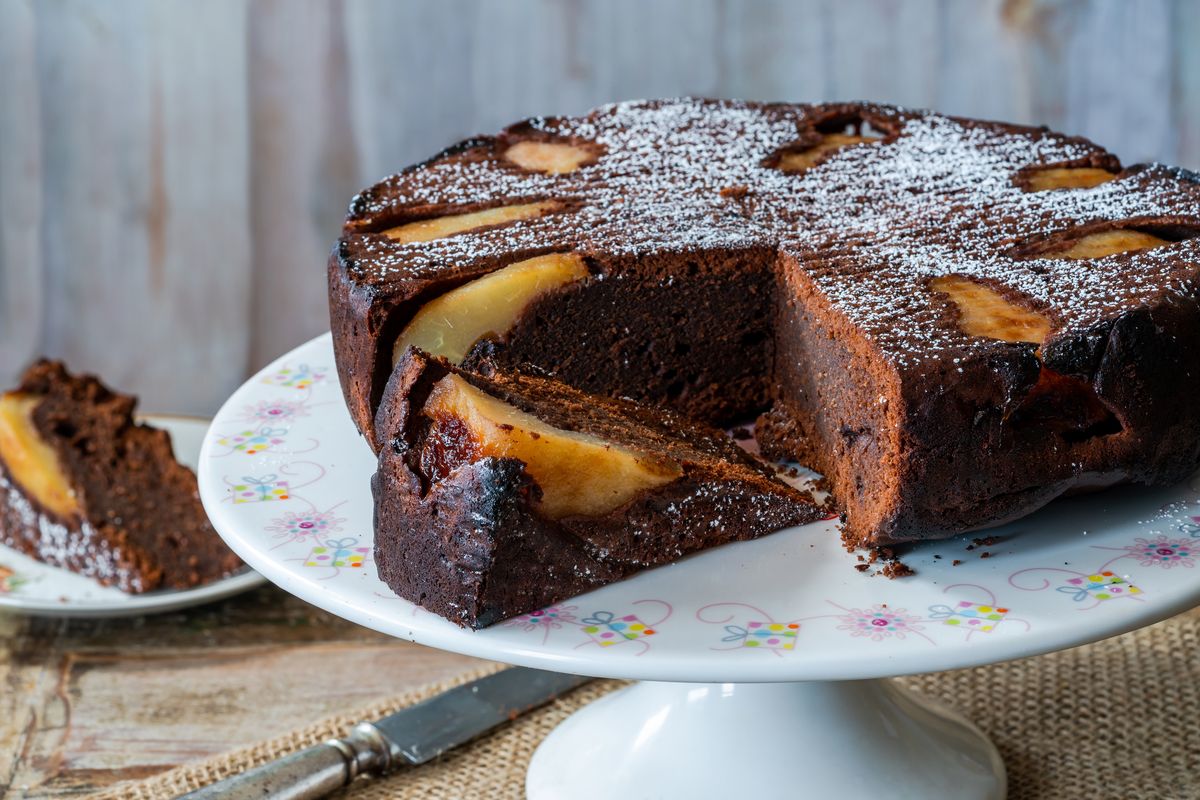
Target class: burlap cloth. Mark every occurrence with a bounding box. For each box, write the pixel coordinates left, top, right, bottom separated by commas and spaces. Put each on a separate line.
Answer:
91, 610, 1199, 800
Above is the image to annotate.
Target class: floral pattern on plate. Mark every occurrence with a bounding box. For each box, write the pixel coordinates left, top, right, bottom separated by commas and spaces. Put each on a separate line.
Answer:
197, 335, 1200, 682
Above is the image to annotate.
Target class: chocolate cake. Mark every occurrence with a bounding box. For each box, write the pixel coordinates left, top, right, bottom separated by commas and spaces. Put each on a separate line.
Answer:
331, 99, 1200, 559
374, 348, 823, 627
0, 360, 243, 592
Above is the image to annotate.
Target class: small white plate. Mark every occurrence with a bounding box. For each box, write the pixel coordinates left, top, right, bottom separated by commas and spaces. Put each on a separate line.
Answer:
0, 415, 264, 617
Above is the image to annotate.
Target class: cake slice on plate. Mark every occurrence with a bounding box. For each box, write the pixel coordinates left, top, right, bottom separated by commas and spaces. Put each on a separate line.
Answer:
373, 348, 825, 628
0, 360, 242, 593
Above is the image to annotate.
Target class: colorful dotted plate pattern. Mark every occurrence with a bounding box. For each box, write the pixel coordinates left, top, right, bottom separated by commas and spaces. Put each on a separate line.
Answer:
197, 334, 1200, 682
937, 602, 1009, 632
739, 622, 800, 650
1060, 572, 1142, 602
216, 428, 288, 456
262, 364, 327, 390
231, 478, 290, 503
582, 612, 658, 646
304, 541, 370, 569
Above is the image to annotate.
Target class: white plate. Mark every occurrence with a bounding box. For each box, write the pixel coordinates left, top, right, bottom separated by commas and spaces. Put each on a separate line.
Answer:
0, 415, 264, 617
199, 334, 1200, 682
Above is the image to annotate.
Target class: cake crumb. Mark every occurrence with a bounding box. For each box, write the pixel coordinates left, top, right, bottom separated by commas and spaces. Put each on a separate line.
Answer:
881, 560, 914, 578
980, 551, 992, 559
952, 559, 963, 566
854, 564, 870, 572
719, 184, 750, 200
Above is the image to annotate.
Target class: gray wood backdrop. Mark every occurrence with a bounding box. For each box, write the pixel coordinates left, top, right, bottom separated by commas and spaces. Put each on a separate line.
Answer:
1, 0, 1197, 415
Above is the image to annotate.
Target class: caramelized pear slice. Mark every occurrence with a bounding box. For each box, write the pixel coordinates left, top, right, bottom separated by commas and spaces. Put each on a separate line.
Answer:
424, 374, 682, 519
1050, 229, 1170, 260
932, 276, 1053, 344
0, 393, 78, 518
393, 253, 588, 366
505, 141, 598, 174
1025, 167, 1117, 191
382, 200, 560, 244
776, 133, 881, 172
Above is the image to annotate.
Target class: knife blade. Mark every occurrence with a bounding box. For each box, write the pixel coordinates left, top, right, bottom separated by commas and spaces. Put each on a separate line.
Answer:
178, 667, 591, 800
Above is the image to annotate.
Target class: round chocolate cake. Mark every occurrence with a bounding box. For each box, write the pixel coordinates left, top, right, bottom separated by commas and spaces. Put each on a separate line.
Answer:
329, 99, 1200, 624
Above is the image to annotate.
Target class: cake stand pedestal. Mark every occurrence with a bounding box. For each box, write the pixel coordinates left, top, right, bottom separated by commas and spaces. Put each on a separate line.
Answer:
526, 679, 1003, 799
198, 335, 1200, 800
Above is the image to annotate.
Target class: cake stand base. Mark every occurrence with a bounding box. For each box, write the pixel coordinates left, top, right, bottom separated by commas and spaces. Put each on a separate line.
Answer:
526, 678, 1005, 800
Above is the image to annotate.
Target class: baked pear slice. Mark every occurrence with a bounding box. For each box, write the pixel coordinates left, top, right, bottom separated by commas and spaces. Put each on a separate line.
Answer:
393, 253, 589, 367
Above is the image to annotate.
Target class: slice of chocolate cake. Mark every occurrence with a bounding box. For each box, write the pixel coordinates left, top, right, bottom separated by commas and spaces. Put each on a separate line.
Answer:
373, 348, 824, 628
0, 360, 243, 592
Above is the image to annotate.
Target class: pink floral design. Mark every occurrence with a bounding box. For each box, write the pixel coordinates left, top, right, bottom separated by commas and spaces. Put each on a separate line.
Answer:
506, 605, 577, 630
243, 399, 309, 423
266, 509, 346, 545
1126, 536, 1195, 568
503, 605, 579, 643
836, 604, 925, 641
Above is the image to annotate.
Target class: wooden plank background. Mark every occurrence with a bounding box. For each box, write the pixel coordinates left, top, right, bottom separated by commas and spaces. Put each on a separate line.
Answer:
1, 0, 1197, 415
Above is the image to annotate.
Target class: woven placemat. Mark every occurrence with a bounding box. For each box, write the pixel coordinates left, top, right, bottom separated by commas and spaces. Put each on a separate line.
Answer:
91, 610, 1199, 800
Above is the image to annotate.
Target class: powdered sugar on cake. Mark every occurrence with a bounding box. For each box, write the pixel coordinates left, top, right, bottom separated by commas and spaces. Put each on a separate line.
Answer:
343, 98, 1200, 370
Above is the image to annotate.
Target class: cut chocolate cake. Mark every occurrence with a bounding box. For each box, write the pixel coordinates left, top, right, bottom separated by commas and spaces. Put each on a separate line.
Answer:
0, 360, 243, 592
332, 99, 1200, 557
374, 348, 823, 627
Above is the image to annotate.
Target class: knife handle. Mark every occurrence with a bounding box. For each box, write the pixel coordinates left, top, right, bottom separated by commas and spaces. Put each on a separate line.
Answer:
177, 722, 398, 800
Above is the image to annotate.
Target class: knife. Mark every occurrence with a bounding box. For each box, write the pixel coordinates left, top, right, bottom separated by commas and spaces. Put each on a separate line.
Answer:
178, 667, 590, 800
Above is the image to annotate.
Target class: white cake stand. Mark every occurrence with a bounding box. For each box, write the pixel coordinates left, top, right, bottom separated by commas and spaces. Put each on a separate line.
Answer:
197, 334, 1200, 799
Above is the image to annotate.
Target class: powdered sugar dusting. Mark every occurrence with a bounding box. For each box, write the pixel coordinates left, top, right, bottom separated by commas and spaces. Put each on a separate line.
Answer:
0, 472, 143, 592
342, 99, 1200, 370
780, 113, 1200, 368
341, 99, 808, 284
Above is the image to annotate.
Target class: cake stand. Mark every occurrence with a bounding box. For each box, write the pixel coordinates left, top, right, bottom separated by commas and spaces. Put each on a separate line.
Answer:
198, 334, 1200, 799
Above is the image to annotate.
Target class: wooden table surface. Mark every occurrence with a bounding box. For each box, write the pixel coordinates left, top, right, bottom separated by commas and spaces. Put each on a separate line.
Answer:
0, 585, 485, 799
